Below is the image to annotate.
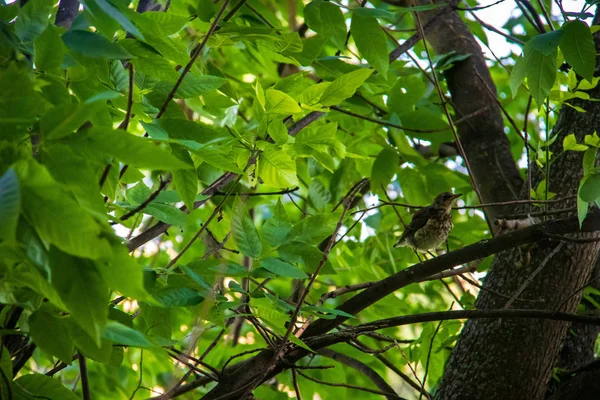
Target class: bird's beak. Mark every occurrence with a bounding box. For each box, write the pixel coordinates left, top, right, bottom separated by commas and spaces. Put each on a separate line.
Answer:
451, 193, 462, 200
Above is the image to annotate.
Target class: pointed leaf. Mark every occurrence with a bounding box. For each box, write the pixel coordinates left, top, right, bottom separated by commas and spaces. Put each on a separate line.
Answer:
351, 13, 388, 76
320, 69, 374, 106
560, 20, 595, 82
266, 89, 302, 115
259, 144, 298, 187
232, 196, 263, 258
260, 257, 308, 279
263, 199, 292, 247
62, 30, 133, 59
103, 321, 153, 348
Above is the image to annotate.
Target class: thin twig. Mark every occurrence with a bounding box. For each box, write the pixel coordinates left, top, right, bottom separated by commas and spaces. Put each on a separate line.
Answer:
292, 368, 302, 400
156, 0, 230, 118
296, 370, 403, 398
128, 351, 144, 400
318, 282, 376, 306
556, 274, 600, 310
352, 196, 576, 215
330, 106, 450, 133
213, 187, 299, 197
503, 242, 565, 309
414, 10, 484, 208
164, 170, 245, 271
420, 317, 444, 400
120, 177, 170, 221
79, 353, 91, 400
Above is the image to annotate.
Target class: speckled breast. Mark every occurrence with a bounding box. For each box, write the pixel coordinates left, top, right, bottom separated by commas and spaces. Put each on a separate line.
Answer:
410, 212, 453, 252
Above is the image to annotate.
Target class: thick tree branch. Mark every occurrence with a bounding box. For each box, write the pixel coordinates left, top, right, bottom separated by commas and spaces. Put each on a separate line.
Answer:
198, 213, 600, 399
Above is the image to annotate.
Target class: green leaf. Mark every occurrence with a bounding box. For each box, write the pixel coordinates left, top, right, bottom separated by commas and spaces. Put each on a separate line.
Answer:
278, 241, 337, 275
560, 20, 595, 82
171, 146, 197, 210
0, 168, 20, 241
49, 248, 109, 344
92, 0, 144, 40
578, 180, 589, 227
29, 311, 73, 364
176, 74, 228, 98
67, 321, 113, 364
513, 38, 558, 105
286, 213, 339, 245
103, 321, 154, 348
98, 245, 150, 300
15, 160, 112, 260
138, 303, 172, 339
82, 127, 191, 170
13, 374, 79, 400
580, 172, 600, 202
14, 0, 53, 42
308, 179, 331, 211
311, 1, 346, 50
351, 13, 389, 76
563, 134, 589, 151
299, 82, 331, 106
62, 30, 133, 60
41, 102, 102, 140
34, 25, 68, 71
266, 89, 302, 115
260, 257, 309, 279
259, 143, 298, 187
584, 133, 600, 148
232, 196, 263, 258
510, 54, 527, 97
262, 199, 292, 247
144, 203, 191, 226
153, 287, 205, 307
528, 30, 563, 56
527, 48, 557, 106
371, 148, 400, 194
388, 76, 426, 113
319, 69, 374, 106
180, 265, 212, 290
268, 119, 290, 145
197, 0, 216, 22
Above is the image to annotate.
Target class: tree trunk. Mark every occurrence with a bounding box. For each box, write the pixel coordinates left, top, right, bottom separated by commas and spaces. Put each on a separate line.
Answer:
416, 0, 523, 221
437, 10, 600, 399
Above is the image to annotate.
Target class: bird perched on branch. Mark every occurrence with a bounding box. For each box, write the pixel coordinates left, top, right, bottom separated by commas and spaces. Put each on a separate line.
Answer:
394, 192, 462, 252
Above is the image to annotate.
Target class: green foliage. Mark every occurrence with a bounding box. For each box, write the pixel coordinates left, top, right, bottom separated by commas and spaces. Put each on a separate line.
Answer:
0, 0, 592, 398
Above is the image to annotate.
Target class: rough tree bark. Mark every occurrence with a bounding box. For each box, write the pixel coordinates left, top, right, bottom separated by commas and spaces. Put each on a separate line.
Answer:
436, 10, 600, 400
390, 0, 524, 222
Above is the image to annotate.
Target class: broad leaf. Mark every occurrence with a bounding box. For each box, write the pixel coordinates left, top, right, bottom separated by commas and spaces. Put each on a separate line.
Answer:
351, 13, 389, 76
260, 257, 308, 279
29, 311, 73, 363
263, 199, 292, 247
62, 30, 133, 59
259, 144, 299, 187
320, 69, 374, 106
13, 374, 79, 400
371, 147, 400, 194
232, 196, 263, 258
103, 321, 154, 348
49, 248, 109, 344
560, 20, 595, 82
266, 89, 302, 115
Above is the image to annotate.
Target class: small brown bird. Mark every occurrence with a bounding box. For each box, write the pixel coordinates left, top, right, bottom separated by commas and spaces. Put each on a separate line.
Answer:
394, 192, 462, 252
